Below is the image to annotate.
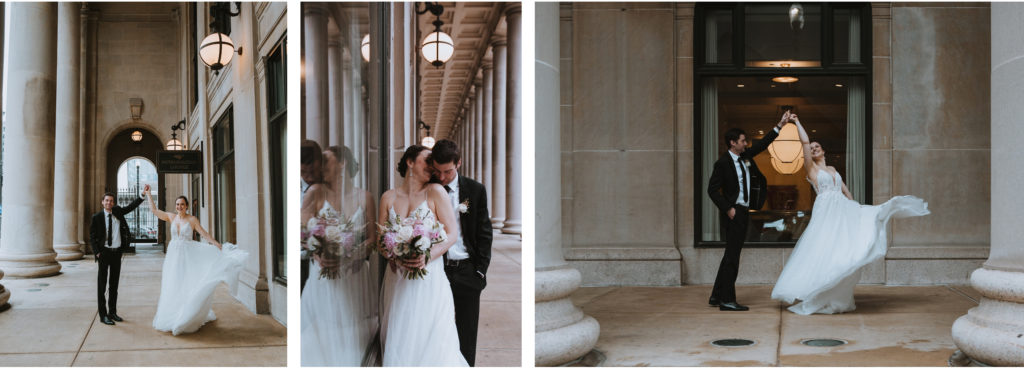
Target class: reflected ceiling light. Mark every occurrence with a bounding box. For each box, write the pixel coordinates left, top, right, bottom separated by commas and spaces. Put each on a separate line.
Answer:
768, 122, 804, 174
361, 34, 370, 62
772, 76, 799, 83
418, 2, 454, 67
421, 136, 436, 148
789, 3, 805, 30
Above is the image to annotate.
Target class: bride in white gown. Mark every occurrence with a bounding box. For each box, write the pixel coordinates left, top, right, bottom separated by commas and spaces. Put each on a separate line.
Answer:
144, 185, 247, 335
377, 145, 467, 367
301, 146, 376, 366
771, 114, 930, 315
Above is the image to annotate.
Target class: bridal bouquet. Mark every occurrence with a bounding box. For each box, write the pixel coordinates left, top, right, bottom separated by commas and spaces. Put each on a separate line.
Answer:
376, 210, 447, 280
301, 209, 364, 279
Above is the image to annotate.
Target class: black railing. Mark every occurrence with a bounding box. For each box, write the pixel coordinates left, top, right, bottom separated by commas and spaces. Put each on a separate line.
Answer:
118, 188, 158, 241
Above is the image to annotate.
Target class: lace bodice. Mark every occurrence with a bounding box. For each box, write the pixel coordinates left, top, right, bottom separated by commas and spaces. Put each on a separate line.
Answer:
170, 215, 194, 241
809, 168, 843, 194
388, 200, 433, 222
320, 201, 365, 228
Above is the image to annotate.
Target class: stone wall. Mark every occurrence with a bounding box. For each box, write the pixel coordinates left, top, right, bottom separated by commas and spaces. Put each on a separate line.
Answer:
560, 2, 991, 287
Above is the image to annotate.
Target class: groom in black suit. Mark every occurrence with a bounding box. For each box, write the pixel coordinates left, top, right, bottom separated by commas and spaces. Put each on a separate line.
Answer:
90, 190, 144, 325
428, 139, 492, 366
707, 111, 789, 311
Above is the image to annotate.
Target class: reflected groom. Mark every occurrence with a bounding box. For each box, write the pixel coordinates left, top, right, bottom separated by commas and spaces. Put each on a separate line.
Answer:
429, 139, 492, 366
90, 189, 144, 325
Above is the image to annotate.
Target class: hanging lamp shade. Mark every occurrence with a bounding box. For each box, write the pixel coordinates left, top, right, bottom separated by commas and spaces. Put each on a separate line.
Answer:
421, 136, 436, 148
767, 122, 805, 174
421, 31, 454, 67
361, 34, 371, 62
200, 33, 235, 72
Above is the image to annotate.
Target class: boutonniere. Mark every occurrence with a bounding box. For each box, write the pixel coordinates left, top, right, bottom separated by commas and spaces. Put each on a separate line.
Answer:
457, 199, 470, 214
741, 159, 751, 168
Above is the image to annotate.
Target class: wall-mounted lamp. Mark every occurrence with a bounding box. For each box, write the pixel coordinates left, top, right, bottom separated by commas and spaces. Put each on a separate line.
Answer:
167, 120, 186, 151
361, 34, 370, 62
418, 121, 435, 148
201, 2, 243, 74
129, 98, 143, 120
418, 2, 454, 68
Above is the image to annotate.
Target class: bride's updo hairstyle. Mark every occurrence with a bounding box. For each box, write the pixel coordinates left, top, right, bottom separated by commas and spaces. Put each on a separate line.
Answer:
397, 145, 429, 178
326, 145, 358, 179
176, 195, 190, 208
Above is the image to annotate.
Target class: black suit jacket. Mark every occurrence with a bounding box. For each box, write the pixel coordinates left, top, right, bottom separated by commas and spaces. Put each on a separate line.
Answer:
90, 197, 144, 259
708, 129, 779, 212
447, 175, 493, 289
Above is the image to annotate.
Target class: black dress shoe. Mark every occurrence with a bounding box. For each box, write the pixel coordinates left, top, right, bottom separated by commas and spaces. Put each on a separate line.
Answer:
718, 302, 749, 311
708, 297, 720, 307
100, 315, 116, 325
109, 313, 123, 322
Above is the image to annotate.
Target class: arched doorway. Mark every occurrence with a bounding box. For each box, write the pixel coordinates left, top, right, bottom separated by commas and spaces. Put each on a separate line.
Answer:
116, 157, 158, 243
106, 127, 165, 246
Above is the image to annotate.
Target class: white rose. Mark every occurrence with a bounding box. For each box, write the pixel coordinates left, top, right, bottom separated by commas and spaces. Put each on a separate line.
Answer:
307, 217, 319, 229
325, 226, 343, 244
397, 226, 413, 243
307, 236, 320, 249
415, 236, 431, 251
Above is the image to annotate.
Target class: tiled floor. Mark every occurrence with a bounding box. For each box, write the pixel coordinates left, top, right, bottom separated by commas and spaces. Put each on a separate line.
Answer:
0, 244, 287, 367
572, 284, 978, 367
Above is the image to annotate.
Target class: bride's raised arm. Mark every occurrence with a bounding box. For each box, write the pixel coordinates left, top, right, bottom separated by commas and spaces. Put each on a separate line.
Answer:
143, 185, 174, 222
791, 115, 818, 178
187, 216, 222, 250
426, 184, 459, 262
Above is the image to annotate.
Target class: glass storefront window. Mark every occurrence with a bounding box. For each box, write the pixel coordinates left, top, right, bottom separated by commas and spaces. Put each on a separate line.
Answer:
833, 7, 864, 64
267, 35, 287, 283
699, 76, 866, 243
214, 109, 236, 244
704, 8, 733, 64
745, 3, 822, 68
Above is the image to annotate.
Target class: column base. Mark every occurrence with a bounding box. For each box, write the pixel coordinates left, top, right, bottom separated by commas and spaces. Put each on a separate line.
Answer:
54, 243, 83, 261
491, 217, 505, 229
0, 252, 62, 278
951, 267, 1024, 366
536, 266, 600, 366
501, 220, 521, 235
0, 269, 9, 312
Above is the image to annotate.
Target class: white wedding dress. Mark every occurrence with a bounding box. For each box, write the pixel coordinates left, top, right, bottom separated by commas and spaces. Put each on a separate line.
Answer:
380, 201, 468, 367
301, 202, 375, 366
152, 214, 247, 335
771, 168, 930, 315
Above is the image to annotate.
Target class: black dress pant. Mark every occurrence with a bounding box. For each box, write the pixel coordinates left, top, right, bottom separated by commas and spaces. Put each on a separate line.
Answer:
711, 205, 749, 303
97, 250, 123, 317
445, 261, 483, 367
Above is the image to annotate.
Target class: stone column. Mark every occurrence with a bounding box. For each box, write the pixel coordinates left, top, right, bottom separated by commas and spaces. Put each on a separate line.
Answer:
950, 3, 1024, 366
53, 2, 83, 261
491, 37, 508, 229
502, 4, 522, 235
535, 2, 599, 365
482, 59, 495, 213
474, 77, 485, 183
0, 2, 61, 277
328, 37, 346, 147
304, 3, 329, 147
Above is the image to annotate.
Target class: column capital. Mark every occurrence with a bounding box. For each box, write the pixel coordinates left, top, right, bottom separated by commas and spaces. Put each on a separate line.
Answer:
490, 36, 508, 48
504, 3, 522, 17
304, 3, 328, 17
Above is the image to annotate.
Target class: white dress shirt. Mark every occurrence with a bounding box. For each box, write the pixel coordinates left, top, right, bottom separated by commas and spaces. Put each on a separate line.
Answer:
728, 150, 750, 207
445, 175, 469, 260
104, 210, 122, 248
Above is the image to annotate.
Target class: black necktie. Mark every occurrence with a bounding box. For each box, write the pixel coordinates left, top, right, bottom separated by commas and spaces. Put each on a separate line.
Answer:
739, 159, 748, 204
444, 185, 452, 194
106, 213, 113, 247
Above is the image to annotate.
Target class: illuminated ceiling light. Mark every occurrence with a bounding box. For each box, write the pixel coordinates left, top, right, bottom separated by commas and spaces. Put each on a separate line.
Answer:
768, 122, 805, 174
131, 130, 143, 142
418, 3, 454, 67
772, 76, 799, 83
421, 136, 436, 148
789, 3, 805, 30
361, 34, 370, 62
835, 83, 844, 87
737, 84, 745, 88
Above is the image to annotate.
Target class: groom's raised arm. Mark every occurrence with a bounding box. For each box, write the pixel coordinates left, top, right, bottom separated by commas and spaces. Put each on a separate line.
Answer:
119, 196, 145, 215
